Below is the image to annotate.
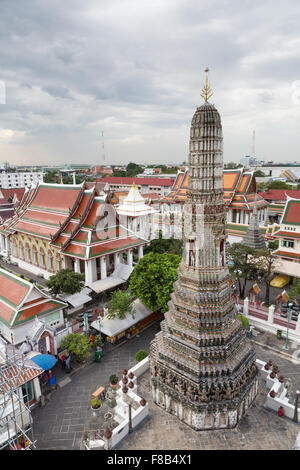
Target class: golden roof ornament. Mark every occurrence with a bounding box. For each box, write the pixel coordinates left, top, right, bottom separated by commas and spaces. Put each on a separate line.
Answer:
200, 67, 213, 103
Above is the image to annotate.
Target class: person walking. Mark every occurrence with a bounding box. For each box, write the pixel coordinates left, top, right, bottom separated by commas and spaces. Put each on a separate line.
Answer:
65, 354, 71, 373
61, 354, 66, 370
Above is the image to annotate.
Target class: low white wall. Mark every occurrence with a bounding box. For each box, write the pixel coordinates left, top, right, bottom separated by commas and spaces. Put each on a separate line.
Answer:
105, 358, 151, 449
130, 356, 149, 378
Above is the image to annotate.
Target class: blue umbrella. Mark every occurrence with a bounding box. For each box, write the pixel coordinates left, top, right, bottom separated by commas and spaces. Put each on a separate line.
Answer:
31, 354, 57, 371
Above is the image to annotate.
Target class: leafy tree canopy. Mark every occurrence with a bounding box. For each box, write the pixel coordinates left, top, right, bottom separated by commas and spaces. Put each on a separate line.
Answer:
135, 350, 148, 362
226, 243, 258, 298
144, 236, 183, 256
46, 268, 85, 296
289, 278, 300, 301
107, 289, 134, 320
129, 252, 181, 312
60, 333, 91, 362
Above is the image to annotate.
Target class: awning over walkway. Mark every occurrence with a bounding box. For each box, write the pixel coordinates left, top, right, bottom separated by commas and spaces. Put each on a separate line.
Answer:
59, 287, 93, 307
90, 299, 152, 337
88, 263, 133, 294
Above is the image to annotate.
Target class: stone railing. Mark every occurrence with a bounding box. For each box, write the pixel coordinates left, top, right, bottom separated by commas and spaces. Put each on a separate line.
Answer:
256, 359, 300, 421
239, 297, 300, 343
84, 357, 150, 450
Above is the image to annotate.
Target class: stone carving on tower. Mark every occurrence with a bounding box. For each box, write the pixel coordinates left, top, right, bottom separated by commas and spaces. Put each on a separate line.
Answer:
149, 69, 258, 430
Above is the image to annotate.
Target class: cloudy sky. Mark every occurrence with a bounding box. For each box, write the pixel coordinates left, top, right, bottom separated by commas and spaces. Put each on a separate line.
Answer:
1, 0, 300, 166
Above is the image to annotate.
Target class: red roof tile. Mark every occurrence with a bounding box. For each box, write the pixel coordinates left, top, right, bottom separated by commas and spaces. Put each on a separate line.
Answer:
98, 177, 174, 186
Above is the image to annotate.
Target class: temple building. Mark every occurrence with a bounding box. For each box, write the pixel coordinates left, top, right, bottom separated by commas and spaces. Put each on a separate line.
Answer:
0, 268, 67, 354
116, 183, 158, 240
150, 72, 258, 430
272, 197, 300, 279
160, 167, 268, 243
0, 182, 148, 292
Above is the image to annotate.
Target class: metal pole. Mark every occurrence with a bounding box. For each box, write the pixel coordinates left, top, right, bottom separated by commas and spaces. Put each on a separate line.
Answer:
293, 391, 299, 423
84, 313, 88, 337
128, 404, 133, 433
284, 303, 293, 351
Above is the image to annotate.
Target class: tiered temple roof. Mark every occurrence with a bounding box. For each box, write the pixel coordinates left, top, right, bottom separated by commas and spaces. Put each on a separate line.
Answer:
0, 268, 66, 328
0, 182, 146, 261
163, 167, 267, 212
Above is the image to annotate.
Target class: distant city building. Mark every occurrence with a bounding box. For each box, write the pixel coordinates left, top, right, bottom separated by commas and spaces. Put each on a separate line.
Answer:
91, 165, 113, 176
143, 168, 162, 175
0, 172, 44, 189
239, 155, 263, 167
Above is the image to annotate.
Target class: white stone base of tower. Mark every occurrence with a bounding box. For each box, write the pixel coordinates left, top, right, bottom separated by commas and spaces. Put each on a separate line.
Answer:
151, 377, 259, 431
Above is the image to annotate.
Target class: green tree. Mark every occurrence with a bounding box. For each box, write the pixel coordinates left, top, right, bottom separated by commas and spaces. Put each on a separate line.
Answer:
126, 162, 143, 177
60, 333, 91, 362
267, 180, 292, 190
46, 268, 85, 296
289, 278, 300, 301
107, 289, 134, 320
253, 247, 277, 305
144, 235, 183, 256
238, 314, 250, 328
226, 243, 258, 298
129, 252, 181, 312
44, 171, 58, 183
254, 170, 267, 177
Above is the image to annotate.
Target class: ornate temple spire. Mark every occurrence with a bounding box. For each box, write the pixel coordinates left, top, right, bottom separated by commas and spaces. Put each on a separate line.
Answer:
150, 76, 258, 431
200, 67, 213, 103
242, 193, 266, 250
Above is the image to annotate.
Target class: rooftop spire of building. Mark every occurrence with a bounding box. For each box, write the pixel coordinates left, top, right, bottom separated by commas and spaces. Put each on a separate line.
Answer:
200, 67, 214, 103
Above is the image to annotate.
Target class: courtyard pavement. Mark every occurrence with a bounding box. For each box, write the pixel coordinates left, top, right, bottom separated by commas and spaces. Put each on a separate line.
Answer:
32, 322, 300, 450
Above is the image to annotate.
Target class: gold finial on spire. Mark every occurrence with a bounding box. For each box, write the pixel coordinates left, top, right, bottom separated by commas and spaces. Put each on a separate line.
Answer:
200, 67, 213, 103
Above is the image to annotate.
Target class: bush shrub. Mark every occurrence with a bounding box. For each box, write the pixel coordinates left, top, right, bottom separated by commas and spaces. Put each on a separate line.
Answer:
238, 314, 250, 328
135, 350, 148, 362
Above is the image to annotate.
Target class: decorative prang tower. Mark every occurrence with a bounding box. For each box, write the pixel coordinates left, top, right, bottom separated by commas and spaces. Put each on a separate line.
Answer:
150, 69, 258, 430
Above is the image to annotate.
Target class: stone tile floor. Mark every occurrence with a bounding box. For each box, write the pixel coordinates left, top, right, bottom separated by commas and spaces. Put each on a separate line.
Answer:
32, 323, 300, 450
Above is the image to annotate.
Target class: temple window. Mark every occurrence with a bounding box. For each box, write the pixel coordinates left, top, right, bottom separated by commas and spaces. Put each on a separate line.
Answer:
281, 239, 294, 248
19, 242, 24, 259
56, 257, 61, 272
48, 251, 53, 271
25, 244, 30, 262
32, 246, 38, 264
40, 249, 45, 267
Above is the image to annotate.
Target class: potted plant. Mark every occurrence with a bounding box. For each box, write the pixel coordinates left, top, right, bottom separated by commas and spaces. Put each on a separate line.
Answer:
128, 381, 134, 389
272, 364, 279, 374
278, 376, 285, 383
91, 397, 102, 417
269, 390, 276, 398
270, 372, 276, 379
109, 374, 119, 390
264, 363, 270, 371
140, 398, 146, 406
122, 386, 128, 394
128, 371, 134, 380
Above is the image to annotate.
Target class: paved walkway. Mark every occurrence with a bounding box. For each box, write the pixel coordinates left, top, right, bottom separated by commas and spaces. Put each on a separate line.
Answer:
31, 321, 161, 450
32, 322, 300, 450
